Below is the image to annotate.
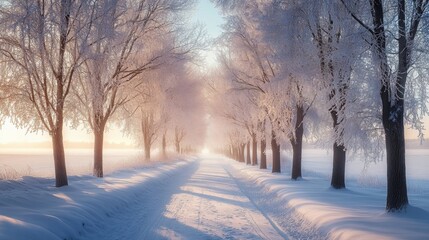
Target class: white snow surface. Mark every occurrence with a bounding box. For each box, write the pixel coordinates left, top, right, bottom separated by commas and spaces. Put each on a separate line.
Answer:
0, 151, 429, 240
0, 155, 284, 240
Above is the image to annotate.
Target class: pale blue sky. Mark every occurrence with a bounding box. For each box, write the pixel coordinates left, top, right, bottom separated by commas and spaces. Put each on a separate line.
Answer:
192, 0, 224, 39
190, 0, 225, 68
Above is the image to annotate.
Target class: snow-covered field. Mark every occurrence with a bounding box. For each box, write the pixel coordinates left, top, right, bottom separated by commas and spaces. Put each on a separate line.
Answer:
0, 148, 143, 179
297, 149, 429, 192
0, 149, 428, 239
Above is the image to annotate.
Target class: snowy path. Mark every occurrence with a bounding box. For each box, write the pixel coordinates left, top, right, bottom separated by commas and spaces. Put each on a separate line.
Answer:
81, 156, 284, 240
2, 153, 429, 239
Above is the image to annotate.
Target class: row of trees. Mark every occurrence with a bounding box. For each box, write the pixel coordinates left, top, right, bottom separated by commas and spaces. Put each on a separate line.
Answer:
123, 63, 206, 161
0, 0, 205, 187
209, 0, 429, 212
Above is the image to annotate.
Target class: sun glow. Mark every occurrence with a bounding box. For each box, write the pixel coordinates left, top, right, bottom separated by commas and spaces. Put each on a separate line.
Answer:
0, 119, 134, 148
201, 148, 210, 154
201, 50, 218, 70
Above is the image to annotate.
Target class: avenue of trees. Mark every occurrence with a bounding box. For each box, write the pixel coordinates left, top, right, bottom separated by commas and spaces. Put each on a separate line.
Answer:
0, 0, 205, 186
0, 0, 428, 214
209, 0, 429, 212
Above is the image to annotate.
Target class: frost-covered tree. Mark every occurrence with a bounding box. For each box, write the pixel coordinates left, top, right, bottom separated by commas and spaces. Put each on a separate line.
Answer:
124, 61, 205, 160
213, 1, 280, 170
168, 69, 207, 154
207, 61, 260, 164
124, 72, 167, 160
301, 0, 362, 188
71, 0, 199, 175
341, 0, 429, 211
215, 1, 317, 177
255, 0, 318, 180
214, 0, 429, 212
0, 0, 95, 187
0, 63, 15, 119
227, 129, 247, 162
218, 12, 284, 172
174, 126, 185, 153
215, 83, 259, 164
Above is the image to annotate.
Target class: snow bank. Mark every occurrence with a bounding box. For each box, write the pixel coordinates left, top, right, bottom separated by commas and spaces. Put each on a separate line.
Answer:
228, 154, 429, 240
0, 157, 195, 240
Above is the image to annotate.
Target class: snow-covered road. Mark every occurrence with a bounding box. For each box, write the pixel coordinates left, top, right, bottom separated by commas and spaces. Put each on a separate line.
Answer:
81, 156, 284, 240
4, 153, 427, 239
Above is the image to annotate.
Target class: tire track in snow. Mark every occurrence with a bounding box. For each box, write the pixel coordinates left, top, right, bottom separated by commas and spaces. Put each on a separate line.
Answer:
224, 160, 327, 240
135, 160, 200, 239
79, 159, 199, 240
80, 156, 285, 240
186, 157, 284, 239
223, 164, 293, 240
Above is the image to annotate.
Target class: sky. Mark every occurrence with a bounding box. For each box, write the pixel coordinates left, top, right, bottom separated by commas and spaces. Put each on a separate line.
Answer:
192, 0, 225, 68
193, 0, 224, 39
0, 0, 225, 147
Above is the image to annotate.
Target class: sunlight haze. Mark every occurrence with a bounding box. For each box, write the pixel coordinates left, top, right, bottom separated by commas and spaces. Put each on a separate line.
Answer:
0, 0, 226, 147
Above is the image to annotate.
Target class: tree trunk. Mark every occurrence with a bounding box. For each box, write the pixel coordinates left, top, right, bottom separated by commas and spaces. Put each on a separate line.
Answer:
331, 142, 346, 188
330, 110, 346, 189
368, 0, 414, 212
174, 127, 185, 154
162, 131, 167, 158
232, 146, 237, 161
50, 0, 70, 188
271, 131, 281, 173
314, 10, 347, 189
260, 139, 267, 169
383, 100, 408, 210
144, 141, 151, 160
291, 141, 302, 179
381, 0, 408, 211
175, 139, 180, 153
252, 133, 257, 166
239, 144, 245, 162
141, 114, 153, 161
246, 141, 251, 165
291, 105, 304, 180
52, 129, 68, 187
93, 126, 105, 178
